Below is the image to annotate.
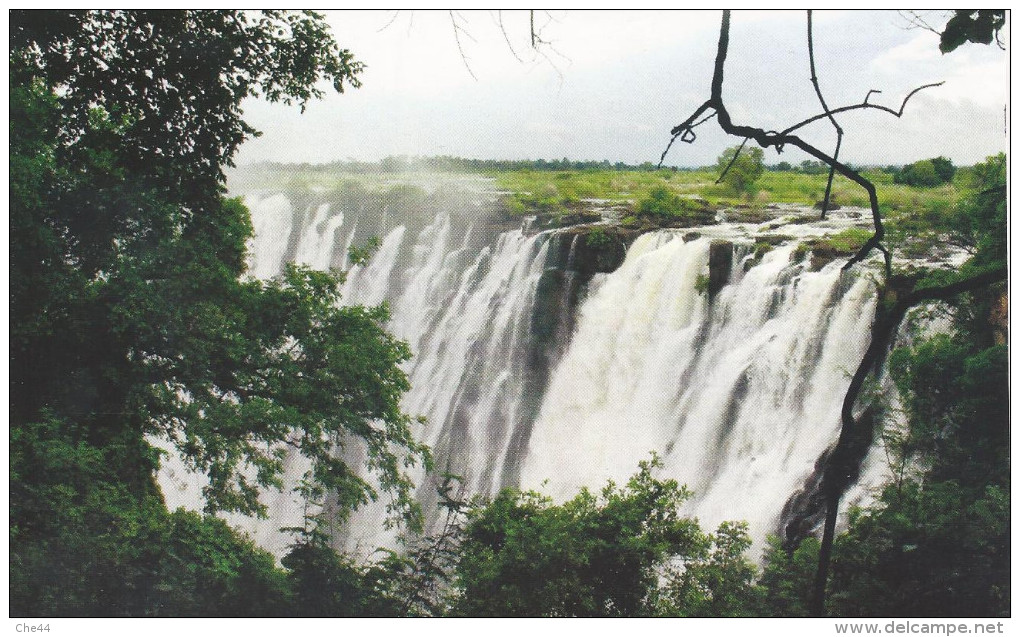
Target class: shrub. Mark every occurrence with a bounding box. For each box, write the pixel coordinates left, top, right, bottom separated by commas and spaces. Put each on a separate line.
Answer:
895, 157, 956, 188
694, 273, 710, 295
586, 226, 611, 249
638, 186, 693, 218
803, 228, 872, 259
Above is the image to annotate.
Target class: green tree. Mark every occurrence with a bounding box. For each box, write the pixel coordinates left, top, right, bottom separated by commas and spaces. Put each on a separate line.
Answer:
654, 521, 765, 617
10, 10, 430, 615
894, 158, 953, 187
10, 416, 293, 616
11, 8, 430, 520
938, 10, 1007, 53
759, 536, 820, 617
799, 160, 828, 175
637, 185, 687, 217
929, 156, 957, 183
716, 145, 765, 194
823, 154, 1008, 618
453, 457, 710, 617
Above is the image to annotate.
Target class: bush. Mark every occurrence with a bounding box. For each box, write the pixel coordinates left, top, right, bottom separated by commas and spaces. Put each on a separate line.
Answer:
694, 273, 711, 295
638, 186, 695, 218
808, 227, 872, 255
453, 457, 710, 617
895, 157, 956, 188
586, 226, 611, 248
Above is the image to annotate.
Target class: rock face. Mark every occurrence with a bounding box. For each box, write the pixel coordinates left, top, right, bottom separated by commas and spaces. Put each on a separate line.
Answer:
778, 406, 878, 549
707, 239, 734, 300
524, 227, 632, 454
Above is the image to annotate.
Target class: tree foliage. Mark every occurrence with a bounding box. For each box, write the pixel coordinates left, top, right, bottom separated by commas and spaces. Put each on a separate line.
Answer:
893, 156, 956, 187
637, 185, 697, 218
10, 416, 293, 616
10, 10, 362, 196
450, 456, 763, 617
10, 9, 430, 521
821, 153, 1008, 618
654, 521, 764, 617
10, 10, 429, 616
453, 457, 698, 616
716, 145, 765, 194
939, 10, 1007, 53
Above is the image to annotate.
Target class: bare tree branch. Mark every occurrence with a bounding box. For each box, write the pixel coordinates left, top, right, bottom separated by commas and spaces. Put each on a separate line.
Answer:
898, 10, 945, 35
807, 10, 843, 220
377, 10, 402, 33
663, 10, 942, 278
449, 10, 478, 81
495, 10, 524, 63
781, 81, 944, 137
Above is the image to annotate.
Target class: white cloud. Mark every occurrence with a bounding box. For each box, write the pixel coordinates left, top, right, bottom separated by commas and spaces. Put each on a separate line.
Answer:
236, 10, 1008, 167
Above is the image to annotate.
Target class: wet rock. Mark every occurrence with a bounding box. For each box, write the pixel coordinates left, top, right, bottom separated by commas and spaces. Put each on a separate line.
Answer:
724, 207, 777, 224
555, 225, 629, 279
753, 233, 795, 246
809, 248, 838, 271
707, 239, 733, 300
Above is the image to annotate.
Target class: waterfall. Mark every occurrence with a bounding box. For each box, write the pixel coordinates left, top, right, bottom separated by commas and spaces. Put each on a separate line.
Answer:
520, 234, 880, 553
161, 179, 891, 558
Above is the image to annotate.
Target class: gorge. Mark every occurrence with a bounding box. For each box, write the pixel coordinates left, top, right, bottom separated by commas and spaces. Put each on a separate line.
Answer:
159, 174, 897, 560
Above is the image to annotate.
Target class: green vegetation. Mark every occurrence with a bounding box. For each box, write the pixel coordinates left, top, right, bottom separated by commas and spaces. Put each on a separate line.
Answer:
486, 163, 964, 223
887, 154, 1005, 266
895, 156, 956, 187
805, 227, 872, 255
10, 10, 427, 616
938, 10, 1007, 52
753, 242, 774, 260
455, 457, 705, 617
716, 145, 765, 195
753, 153, 1008, 618
493, 168, 704, 216
827, 248, 1007, 617
8, 9, 1006, 620
585, 226, 612, 248
637, 185, 707, 220
694, 273, 711, 295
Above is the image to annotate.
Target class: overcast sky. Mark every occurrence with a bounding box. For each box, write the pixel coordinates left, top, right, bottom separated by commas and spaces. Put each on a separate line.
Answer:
234, 10, 1009, 168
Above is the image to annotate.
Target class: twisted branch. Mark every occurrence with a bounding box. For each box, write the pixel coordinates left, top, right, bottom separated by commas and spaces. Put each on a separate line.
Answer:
781, 81, 945, 137
660, 10, 980, 616
811, 266, 1006, 614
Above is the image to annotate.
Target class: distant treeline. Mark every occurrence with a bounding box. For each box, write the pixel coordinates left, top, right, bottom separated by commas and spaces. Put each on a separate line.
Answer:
243, 155, 944, 177
248, 155, 685, 173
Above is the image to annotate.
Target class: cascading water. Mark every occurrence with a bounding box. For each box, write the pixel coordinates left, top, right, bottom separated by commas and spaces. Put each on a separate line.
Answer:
160, 175, 892, 559
520, 234, 880, 553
